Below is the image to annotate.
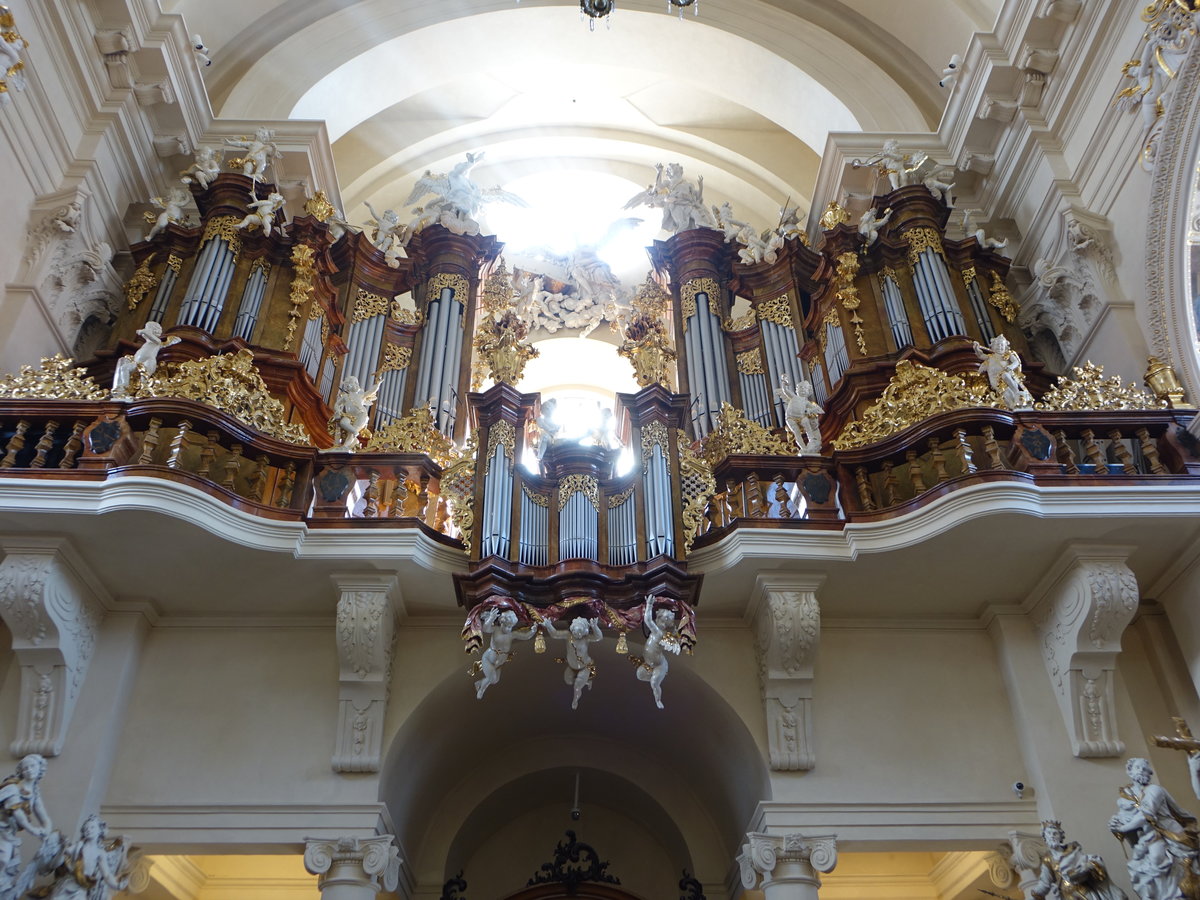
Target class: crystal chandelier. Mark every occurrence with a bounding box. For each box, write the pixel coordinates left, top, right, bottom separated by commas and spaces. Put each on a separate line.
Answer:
518, 0, 698, 29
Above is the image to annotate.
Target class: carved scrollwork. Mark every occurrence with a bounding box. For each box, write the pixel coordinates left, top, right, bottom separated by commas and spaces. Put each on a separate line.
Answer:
700, 402, 793, 466
428, 273, 469, 303
380, 343, 412, 373
365, 406, 457, 465
1035, 361, 1167, 411
756, 295, 794, 328
679, 442, 715, 553
903, 226, 945, 265
680, 277, 720, 323
735, 350, 764, 374
0, 355, 109, 401
353, 288, 389, 323
286, 243, 317, 352
558, 474, 599, 511
124, 254, 159, 310
202, 215, 242, 259
484, 420, 516, 474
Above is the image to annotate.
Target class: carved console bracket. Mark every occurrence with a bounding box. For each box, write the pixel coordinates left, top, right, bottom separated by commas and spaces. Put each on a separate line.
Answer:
304, 835, 401, 895
748, 574, 825, 771
738, 832, 838, 892
331, 574, 403, 773
0, 537, 107, 757
1028, 544, 1139, 758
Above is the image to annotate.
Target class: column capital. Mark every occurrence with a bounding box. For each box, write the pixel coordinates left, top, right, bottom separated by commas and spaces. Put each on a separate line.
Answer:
738, 832, 838, 889
304, 835, 401, 894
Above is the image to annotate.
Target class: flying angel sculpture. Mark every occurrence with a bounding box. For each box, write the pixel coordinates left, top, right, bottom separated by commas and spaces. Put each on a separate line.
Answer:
403, 152, 527, 237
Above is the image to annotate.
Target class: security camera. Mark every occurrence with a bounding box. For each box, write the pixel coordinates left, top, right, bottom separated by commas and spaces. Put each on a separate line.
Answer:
1013, 781, 1028, 799
570, 808, 581, 821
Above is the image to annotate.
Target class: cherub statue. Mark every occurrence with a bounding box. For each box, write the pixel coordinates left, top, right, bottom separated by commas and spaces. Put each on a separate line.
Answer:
776, 373, 824, 455
235, 191, 286, 238
224, 127, 280, 183
864, 139, 909, 190
0, 754, 52, 899
775, 201, 806, 242
533, 397, 561, 460
0, 8, 29, 106
1109, 757, 1200, 900
586, 406, 619, 450
961, 210, 1007, 250
736, 225, 785, 266
1030, 820, 1126, 900
922, 165, 956, 206
624, 162, 718, 234
112, 321, 181, 399
404, 152, 527, 237
330, 374, 382, 451
713, 201, 750, 244
858, 206, 893, 245
180, 146, 221, 190
35, 814, 131, 900
474, 609, 539, 700
636, 595, 681, 709
543, 616, 604, 710
144, 187, 189, 241
363, 201, 408, 267
974, 335, 1033, 409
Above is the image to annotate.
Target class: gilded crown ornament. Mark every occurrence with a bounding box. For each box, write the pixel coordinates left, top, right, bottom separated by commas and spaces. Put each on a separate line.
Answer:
473, 260, 538, 386
617, 274, 677, 389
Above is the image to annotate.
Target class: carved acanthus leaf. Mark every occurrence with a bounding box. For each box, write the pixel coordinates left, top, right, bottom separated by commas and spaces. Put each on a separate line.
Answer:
1035, 361, 1167, 411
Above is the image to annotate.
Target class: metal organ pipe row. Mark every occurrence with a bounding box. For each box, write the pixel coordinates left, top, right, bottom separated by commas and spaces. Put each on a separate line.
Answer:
415, 288, 464, 434
177, 236, 237, 332
480, 442, 513, 559
911, 249, 966, 342
232, 264, 269, 341
760, 318, 805, 427
558, 489, 598, 561
684, 292, 732, 437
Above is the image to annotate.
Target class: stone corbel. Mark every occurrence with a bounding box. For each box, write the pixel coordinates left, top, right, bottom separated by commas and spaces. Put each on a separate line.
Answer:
304, 835, 401, 896
331, 574, 403, 773
0, 538, 107, 756
94, 30, 134, 90
977, 96, 1018, 123
1037, 0, 1082, 23
748, 574, 824, 771
1005, 830, 1049, 900
1029, 545, 1139, 757
738, 832, 838, 893
152, 134, 191, 158
133, 81, 175, 107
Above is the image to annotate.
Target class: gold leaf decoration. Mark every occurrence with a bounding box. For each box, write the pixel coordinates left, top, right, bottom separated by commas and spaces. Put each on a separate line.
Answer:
736, 350, 764, 375
364, 405, 457, 466
986, 271, 1018, 323
834, 251, 867, 355
680, 277, 719, 323
353, 289, 389, 323
428, 273, 468, 303
559, 473, 599, 511
484, 419, 516, 474
607, 486, 634, 508
1035, 361, 1167, 411
679, 442, 716, 554
640, 420, 669, 465
522, 483, 549, 507
903, 227, 945, 265
285, 244, 317, 352
380, 343, 412, 373
618, 275, 677, 389
722, 309, 758, 333
130, 349, 312, 445
202, 215, 242, 259
0, 355, 109, 401
819, 201, 851, 230
440, 435, 477, 553
473, 260, 538, 385
756, 295, 794, 328
125, 255, 159, 310
832, 360, 997, 450
700, 402, 793, 466
304, 191, 335, 222
390, 300, 424, 326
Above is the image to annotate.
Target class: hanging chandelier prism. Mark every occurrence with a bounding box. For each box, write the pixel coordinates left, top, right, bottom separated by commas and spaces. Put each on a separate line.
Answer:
516, 0, 698, 28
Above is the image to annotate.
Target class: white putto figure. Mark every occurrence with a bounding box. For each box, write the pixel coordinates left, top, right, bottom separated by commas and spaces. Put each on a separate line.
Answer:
403, 151, 527, 237
624, 162, 718, 235
39, 814, 131, 900
0, 754, 52, 899
330, 375, 382, 451
144, 187, 189, 242
0, 8, 29, 106
1029, 820, 1127, 900
235, 191, 285, 238
1109, 757, 1200, 900
973, 335, 1033, 410
543, 616, 603, 710
180, 146, 221, 190
363, 202, 408, 267
112, 321, 181, 399
858, 206, 893, 245
474, 609, 538, 700
224, 127, 280, 183
637, 596, 681, 710
776, 373, 824, 455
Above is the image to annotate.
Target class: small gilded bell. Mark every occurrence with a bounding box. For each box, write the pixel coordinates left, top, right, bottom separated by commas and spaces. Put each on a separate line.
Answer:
615, 631, 628, 655
534, 628, 546, 654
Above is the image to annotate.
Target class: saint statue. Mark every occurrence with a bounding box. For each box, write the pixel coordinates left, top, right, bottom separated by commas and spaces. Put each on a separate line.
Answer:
1109, 757, 1200, 900
1030, 820, 1127, 900
543, 617, 603, 710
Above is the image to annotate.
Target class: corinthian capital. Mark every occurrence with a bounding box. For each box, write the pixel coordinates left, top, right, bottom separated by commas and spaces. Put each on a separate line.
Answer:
738, 832, 838, 889
304, 835, 401, 893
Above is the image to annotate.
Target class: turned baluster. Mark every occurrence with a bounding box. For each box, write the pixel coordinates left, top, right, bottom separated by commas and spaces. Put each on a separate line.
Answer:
250, 455, 270, 501
138, 417, 163, 464
58, 421, 86, 469
1107, 429, 1137, 474
0, 420, 30, 468
1079, 429, 1108, 474
364, 470, 381, 518
907, 449, 927, 494
222, 443, 243, 491
882, 461, 898, 506
773, 474, 792, 519
745, 472, 764, 517
928, 436, 949, 482
390, 476, 408, 518
417, 473, 431, 519
277, 461, 296, 508
166, 420, 193, 469
1137, 427, 1167, 474
29, 421, 58, 468
855, 466, 877, 511
953, 428, 975, 475
197, 431, 219, 478
1054, 430, 1079, 474
981, 425, 1003, 469
726, 479, 742, 519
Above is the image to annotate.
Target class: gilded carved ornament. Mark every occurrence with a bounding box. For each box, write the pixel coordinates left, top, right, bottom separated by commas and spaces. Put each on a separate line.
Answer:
1145, 356, 1189, 406
439, 434, 477, 553
390, 300, 424, 326
124, 254, 159, 310
522, 483, 549, 507
364, 405, 457, 465
833, 251, 868, 355
474, 261, 538, 386
484, 419, 516, 475
380, 343, 412, 373
903, 227, 945, 265
607, 486, 634, 508
618, 276, 676, 390
756, 295, 794, 328
640, 420, 670, 466
832, 360, 997, 450
679, 443, 716, 553
986, 271, 1019, 323
1035, 362, 1167, 411
202, 215, 243, 259
700, 402, 793, 467
723, 310, 758, 333
736, 350, 765, 375
303, 191, 336, 222
818, 201, 851, 230
353, 289, 389, 323
428, 273, 469, 305
961, 265, 978, 286
680, 277, 720, 324
0, 355, 109, 401
285, 244, 318, 352
559, 473, 600, 511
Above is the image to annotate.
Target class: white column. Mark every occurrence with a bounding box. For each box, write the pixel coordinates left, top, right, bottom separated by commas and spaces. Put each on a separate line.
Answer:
738, 832, 837, 900
305, 835, 401, 900
747, 574, 824, 770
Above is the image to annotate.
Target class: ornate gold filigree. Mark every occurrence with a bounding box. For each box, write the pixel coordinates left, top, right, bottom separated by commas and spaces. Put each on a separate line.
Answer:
522, 483, 549, 507
202, 215, 242, 259
819, 201, 851, 230
439, 438, 477, 553
390, 299, 424, 326
484, 419, 516, 475
680, 277, 720, 324
304, 191, 336, 222
700, 402, 793, 466
618, 275, 677, 389
285, 244, 317, 352
353, 289, 389, 323
723, 310, 758, 333
834, 251, 867, 355
986, 271, 1018, 323
1145, 356, 1189, 407
756, 295, 794, 328
679, 443, 716, 554
473, 261, 538, 385
818, 307, 840, 353
640, 420, 669, 465
1035, 361, 1167, 411
903, 227, 945, 265
607, 486, 634, 508
364, 406, 457, 466
832, 360, 997, 450
736, 350, 764, 375
130, 349, 312, 444
250, 256, 270, 277
428, 273, 469, 304
308, 301, 325, 321
125, 254, 159, 311
0, 355, 109, 400
961, 265, 978, 286
880, 265, 899, 283
559, 473, 599, 511
380, 343, 411, 373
